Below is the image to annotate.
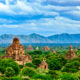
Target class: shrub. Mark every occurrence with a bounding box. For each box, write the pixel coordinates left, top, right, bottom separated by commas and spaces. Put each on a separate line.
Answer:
0, 58, 20, 75
48, 70, 59, 79
47, 55, 67, 70
32, 74, 52, 80
62, 61, 80, 73
22, 67, 36, 77
19, 65, 23, 69
60, 73, 78, 80
48, 58, 62, 70
32, 58, 41, 67
5, 67, 15, 77
25, 63, 37, 68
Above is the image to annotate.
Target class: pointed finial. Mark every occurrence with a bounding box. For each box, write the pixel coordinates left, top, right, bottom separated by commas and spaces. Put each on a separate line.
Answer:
70, 44, 72, 49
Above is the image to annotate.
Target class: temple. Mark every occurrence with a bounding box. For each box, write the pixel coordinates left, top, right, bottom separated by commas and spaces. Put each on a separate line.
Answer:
75, 48, 78, 51
52, 50, 57, 54
2, 37, 32, 65
43, 46, 50, 51
39, 59, 48, 70
66, 45, 76, 60
27, 45, 33, 51
36, 46, 39, 50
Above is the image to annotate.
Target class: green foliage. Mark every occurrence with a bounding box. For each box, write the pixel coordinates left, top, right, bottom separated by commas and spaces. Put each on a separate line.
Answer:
32, 74, 52, 80
48, 70, 59, 79
48, 58, 62, 70
32, 58, 41, 67
47, 55, 67, 70
1, 76, 22, 80
62, 58, 80, 73
27, 50, 42, 55
5, 67, 15, 77
22, 67, 36, 77
25, 63, 37, 68
0, 58, 20, 75
19, 65, 23, 69
60, 73, 78, 80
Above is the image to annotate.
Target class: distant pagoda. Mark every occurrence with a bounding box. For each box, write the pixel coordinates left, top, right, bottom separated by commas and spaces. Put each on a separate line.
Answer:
43, 46, 50, 51
52, 50, 57, 54
39, 59, 48, 70
75, 48, 78, 51
66, 45, 76, 60
2, 37, 32, 65
36, 46, 39, 50
27, 45, 33, 51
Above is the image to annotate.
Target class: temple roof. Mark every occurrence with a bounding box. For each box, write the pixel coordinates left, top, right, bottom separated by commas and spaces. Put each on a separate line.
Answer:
13, 37, 19, 44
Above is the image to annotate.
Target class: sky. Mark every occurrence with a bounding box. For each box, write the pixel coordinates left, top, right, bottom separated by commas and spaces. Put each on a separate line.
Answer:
0, 0, 80, 36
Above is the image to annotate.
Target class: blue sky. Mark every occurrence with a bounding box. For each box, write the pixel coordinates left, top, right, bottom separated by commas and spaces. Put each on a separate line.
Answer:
0, 0, 80, 36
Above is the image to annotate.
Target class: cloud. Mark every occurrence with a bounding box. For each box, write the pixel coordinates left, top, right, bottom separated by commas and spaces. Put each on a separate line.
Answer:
0, 0, 80, 35
0, 16, 80, 35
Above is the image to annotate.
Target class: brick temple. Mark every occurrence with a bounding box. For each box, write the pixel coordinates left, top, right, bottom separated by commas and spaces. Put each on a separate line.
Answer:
39, 59, 48, 70
2, 37, 32, 65
27, 45, 33, 51
43, 46, 50, 51
66, 45, 76, 60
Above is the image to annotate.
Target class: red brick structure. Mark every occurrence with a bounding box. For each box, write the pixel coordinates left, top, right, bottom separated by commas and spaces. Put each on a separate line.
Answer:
27, 45, 33, 51
75, 48, 78, 51
39, 59, 48, 70
52, 50, 57, 54
43, 46, 50, 51
66, 45, 76, 60
2, 37, 32, 65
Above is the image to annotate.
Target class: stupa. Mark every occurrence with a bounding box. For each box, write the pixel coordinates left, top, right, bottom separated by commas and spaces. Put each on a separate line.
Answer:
43, 46, 50, 51
39, 59, 48, 70
2, 37, 32, 65
27, 45, 33, 51
66, 45, 76, 60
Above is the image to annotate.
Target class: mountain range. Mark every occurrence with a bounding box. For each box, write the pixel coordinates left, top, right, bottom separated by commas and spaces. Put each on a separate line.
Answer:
0, 33, 80, 44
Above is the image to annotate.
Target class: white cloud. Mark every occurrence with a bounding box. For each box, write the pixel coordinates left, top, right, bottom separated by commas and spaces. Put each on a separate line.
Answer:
0, 16, 80, 34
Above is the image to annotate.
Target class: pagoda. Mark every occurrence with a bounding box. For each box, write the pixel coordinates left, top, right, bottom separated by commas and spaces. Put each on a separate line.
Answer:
43, 46, 50, 51
75, 48, 78, 51
66, 45, 76, 60
2, 37, 32, 65
36, 46, 39, 50
52, 50, 57, 54
39, 59, 48, 70
27, 45, 33, 51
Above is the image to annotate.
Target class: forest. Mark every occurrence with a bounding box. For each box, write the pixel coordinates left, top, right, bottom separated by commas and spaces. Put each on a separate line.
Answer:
0, 46, 80, 80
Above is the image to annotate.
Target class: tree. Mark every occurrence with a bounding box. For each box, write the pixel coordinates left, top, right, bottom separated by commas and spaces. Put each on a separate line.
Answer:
25, 63, 37, 68
32, 58, 41, 67
32, 74, 52, 80
46, 54, 67, 70
22, 67, 36, 77
5, 67, 15, 77
62, 61, 80, 73
60, 73, 78, 80
0, 58, 20, 75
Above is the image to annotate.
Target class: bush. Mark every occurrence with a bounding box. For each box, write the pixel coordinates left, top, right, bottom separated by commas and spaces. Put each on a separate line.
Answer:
48, 70, 59, 79
22, 67, 36, 77
0, 58, 20, 75
1, 76, 22, 80
32, 74, 52, 80
62, 61, 80, 73
48, 58, 62, 70
47, 55, 67, 70
60, 73, 78, 80
19, 65, 23, 69
32, 58, 41, 67
5, 67, 15, 77
25, 63, 37, 68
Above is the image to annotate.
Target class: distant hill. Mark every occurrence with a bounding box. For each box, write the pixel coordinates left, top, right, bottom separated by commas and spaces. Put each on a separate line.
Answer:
0, 33, 80, 44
